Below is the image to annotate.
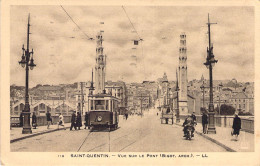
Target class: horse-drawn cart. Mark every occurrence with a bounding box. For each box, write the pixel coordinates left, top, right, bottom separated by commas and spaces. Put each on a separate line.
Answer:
160, 106, 174, 124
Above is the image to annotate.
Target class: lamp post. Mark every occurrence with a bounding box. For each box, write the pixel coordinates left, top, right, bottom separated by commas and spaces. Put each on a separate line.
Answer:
204, 14, 217, 134
18, 14, 36, 134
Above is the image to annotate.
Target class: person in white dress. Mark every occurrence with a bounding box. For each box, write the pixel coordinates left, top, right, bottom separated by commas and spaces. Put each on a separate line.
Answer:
58, 113, 66, 130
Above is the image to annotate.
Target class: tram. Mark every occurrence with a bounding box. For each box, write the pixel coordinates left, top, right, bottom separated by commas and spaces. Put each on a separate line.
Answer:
86, 93, 120, 131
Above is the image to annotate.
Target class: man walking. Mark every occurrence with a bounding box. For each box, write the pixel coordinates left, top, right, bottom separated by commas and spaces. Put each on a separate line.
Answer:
32, 112, 37, 129
46, 110, 52, 129
232, 113, 241, 141
70, 111, 77, 131
76, 112, 82, 130
19, 112, 23, 127
202, 112, 208, 134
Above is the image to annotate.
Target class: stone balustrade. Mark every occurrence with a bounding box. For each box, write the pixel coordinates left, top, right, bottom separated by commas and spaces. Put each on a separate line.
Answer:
179, 115, 254, 133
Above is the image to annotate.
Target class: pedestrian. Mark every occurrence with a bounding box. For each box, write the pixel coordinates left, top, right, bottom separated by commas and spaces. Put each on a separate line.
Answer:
19, 112, 23, 127
70, 111, 77, 131
232, 113, 241, 141
125, 113, 128, 120
46, 110, 52, 129
202, 112, 208, 134
58, 113, 66, 130
183, 114, 195, 137
84, 112, 88, 129
76, 112, 82, 130
32, 112, 37, 129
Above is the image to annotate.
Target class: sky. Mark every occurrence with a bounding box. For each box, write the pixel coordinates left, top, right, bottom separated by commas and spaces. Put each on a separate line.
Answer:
10, 6, 254, 87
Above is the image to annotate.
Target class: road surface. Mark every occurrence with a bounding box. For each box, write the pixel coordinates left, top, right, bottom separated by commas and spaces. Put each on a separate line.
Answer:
11, 109, 227, 152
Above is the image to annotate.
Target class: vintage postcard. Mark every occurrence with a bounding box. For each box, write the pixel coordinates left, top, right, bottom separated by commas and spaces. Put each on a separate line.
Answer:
1, 0, 260, 165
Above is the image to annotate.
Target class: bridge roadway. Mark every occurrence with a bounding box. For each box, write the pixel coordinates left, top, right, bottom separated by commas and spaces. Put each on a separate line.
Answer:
11, 109, 226, 152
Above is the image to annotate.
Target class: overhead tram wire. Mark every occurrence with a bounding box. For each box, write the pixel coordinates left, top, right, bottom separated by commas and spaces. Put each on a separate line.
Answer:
122, 6, 141, 41
122, 6, 146, 80
60, 5, 93, 40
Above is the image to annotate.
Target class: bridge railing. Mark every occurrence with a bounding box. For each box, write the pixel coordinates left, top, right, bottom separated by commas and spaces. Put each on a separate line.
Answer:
11, 115, 72, 127
179, 115, 254, 133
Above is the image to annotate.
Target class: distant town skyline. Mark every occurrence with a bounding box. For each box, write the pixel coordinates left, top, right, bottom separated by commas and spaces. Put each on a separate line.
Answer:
10, 6, 254, 88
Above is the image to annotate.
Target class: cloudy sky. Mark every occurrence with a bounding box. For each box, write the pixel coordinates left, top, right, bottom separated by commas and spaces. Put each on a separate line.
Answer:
10, 6, 254, 87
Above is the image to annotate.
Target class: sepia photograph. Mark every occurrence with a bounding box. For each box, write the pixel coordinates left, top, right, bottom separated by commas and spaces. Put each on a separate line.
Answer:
1, 0, 260, 165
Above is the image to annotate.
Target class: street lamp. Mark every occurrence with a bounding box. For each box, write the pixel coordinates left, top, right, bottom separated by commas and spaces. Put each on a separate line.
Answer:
18, 14, 36, 134
204, 14, 217, 134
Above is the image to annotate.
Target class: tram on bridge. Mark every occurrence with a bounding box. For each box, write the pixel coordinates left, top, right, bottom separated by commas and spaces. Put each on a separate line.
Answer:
86, 93, 120, 131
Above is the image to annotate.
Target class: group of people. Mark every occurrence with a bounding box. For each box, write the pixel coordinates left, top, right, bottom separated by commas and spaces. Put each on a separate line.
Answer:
183, 111, 241, 141
45, 110, 84, 130
70, 111, 83, 130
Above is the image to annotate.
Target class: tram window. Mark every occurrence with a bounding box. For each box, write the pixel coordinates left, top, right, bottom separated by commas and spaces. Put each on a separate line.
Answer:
95, 100, 105, 110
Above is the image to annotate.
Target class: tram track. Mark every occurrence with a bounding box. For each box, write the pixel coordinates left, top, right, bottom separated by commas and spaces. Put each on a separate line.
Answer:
77, 116, 152, 152
118, 128, 151, 152
77, 131, 93, 152
77, 128, 111, 152
82, 128, 150, 152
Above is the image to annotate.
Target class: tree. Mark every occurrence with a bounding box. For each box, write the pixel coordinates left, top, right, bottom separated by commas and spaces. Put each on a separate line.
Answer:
220, 104, 236, 115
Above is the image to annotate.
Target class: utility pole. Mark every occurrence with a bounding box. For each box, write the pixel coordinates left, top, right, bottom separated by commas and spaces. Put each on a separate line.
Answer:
204, 13, 218, 134
89, 69, 95, 95
176, 69, 180, 123
80, 82, 85, 115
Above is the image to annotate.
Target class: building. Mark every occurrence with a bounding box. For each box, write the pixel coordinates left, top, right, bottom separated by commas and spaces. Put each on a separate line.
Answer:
157, 73, 169, 107
229, 92, 254, 115
11, 99, 76, 116
105, 80, 127, 114
126, 82, 152, 113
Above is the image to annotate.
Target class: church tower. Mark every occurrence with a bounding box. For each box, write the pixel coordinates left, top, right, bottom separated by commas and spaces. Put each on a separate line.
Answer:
95, 31, 106, 94
178, 32, 188, 114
